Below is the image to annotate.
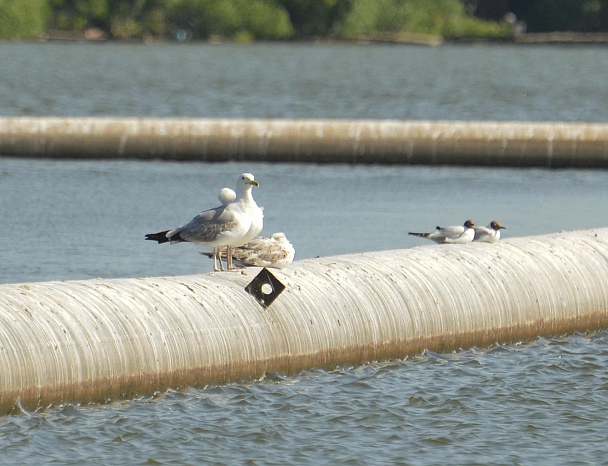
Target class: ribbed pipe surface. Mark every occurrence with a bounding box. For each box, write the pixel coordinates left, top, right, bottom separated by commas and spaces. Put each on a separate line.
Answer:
1, 117, 608, 167
2, 228, 608, 414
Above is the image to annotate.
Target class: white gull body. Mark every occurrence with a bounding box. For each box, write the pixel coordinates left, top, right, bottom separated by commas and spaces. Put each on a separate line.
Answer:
409, 220, 476, 244
474, 220, 506, 243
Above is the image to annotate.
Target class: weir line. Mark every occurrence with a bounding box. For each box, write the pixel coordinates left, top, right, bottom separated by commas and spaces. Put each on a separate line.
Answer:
1, 117, 608, 167
2, 228, 608, 414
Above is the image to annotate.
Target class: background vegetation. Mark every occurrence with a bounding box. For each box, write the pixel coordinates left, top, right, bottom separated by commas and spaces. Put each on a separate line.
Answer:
0, 0, 49, 39
1, 0, 608, 41
336, 0, 511, 39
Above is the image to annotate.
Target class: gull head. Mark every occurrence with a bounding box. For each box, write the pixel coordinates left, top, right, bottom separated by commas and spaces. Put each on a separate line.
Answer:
464, 219, 475, 228
271, 232, 288, 242
237, 173, 259, 190
490, 220, 506, 230
218, 187, 236, 205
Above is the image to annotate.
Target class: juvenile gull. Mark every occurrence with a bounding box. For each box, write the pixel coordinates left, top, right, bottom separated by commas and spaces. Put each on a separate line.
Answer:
409, 219, 476, 244
474, 220, 506, 243
201, 232, 295, 269
145, 173, 261, 271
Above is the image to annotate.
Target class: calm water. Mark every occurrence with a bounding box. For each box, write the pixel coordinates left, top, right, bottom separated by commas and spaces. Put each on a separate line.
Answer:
1, 158, 608, 284
1, 42, 608, 464
1, 42, 608, 121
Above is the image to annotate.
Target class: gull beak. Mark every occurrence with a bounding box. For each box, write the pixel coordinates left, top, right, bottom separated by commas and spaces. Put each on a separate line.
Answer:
250, 180, 259, 187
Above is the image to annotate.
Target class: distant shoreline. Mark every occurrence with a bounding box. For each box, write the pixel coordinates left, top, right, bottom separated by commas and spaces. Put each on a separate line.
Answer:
513, 32, 608, 45
37, 30, 608, 46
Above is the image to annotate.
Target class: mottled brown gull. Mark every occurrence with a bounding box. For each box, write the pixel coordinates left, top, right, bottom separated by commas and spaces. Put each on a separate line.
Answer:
201, 232, 295, 269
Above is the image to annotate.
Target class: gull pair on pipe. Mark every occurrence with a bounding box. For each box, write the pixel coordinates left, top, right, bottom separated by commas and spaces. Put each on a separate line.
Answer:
145, 173, 264, 271
409, 220, 506, 244
208, 188, 295, 269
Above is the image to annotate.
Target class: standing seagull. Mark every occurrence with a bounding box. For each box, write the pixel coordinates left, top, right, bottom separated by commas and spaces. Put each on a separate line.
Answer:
213, 186, 264, 269
201, 232, 295, 269
145, 173, 261, 271
211, 187, 237, 271
223, 180, 264, 268
409, 219, 476, 244
474, 220, 506, 243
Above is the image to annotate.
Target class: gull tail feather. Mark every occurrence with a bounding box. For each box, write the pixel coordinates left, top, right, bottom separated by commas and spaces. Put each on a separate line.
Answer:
145, 230, 185, 244
408, 232, 430, 238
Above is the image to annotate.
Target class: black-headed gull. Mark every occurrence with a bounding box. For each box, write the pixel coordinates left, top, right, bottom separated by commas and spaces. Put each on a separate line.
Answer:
145, 173, 261, 271
474, 220, 506, 243
409, 219, 476, 244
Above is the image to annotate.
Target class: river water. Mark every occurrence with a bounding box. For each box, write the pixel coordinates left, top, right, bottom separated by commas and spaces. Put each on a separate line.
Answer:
2, 42, 608, 121
1, 42, 608, 464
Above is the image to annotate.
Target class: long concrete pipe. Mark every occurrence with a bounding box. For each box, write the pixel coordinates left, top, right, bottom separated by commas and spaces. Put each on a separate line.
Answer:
2, 229, 608, 415
1, 117, 608, 167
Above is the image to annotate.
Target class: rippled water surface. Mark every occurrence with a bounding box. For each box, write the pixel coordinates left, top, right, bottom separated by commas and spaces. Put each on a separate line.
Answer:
1, 42, 608, 464
2, 333, 608, 465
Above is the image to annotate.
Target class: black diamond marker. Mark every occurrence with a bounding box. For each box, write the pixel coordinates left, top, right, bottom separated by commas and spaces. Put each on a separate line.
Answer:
244, 268, 286, 309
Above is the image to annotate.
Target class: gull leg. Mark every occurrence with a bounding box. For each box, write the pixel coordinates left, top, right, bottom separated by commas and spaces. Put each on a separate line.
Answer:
219, 247, 227, 271
227, 246, 235, 270
212, 247, 221, 272
226, 246, 244, 271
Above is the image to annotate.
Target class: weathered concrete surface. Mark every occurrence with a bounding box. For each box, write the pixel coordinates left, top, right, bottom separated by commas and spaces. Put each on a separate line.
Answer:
2, 229, 608, 414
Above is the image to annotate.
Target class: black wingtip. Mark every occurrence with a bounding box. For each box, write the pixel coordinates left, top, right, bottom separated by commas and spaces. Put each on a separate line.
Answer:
145, 231, 171, 244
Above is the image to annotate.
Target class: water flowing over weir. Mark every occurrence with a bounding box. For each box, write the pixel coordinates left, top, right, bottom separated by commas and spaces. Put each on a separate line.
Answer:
2, 229, 608, 414
1, 117, 608, 167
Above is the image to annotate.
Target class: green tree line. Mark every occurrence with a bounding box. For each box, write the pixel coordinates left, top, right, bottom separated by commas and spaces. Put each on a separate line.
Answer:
1, 0, 608, 41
